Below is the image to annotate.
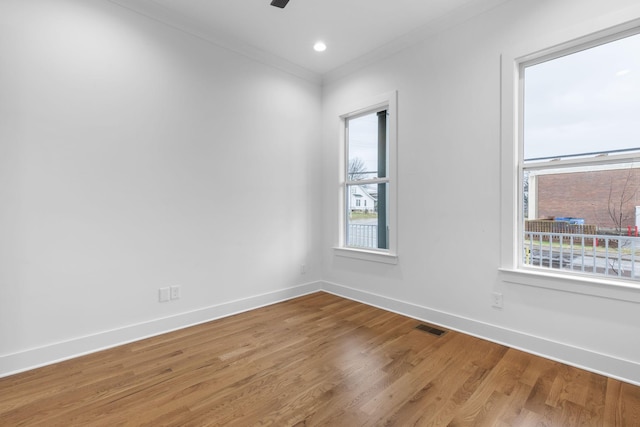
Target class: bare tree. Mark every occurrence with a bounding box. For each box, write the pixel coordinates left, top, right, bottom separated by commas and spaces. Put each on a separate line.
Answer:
348, 157, 367, 181
607, 167, 639, 235
605, 166, 639, 276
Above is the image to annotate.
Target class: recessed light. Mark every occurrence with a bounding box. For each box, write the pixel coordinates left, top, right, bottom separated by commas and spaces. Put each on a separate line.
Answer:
313, 41, 327, 52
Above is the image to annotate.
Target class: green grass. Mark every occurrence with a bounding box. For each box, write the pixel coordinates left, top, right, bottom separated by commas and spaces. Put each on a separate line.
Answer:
349, 212, 378, 220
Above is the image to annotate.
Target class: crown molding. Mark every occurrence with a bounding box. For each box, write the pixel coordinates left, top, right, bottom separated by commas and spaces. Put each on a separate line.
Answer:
322, 0, 512, 84
108, 0, 322, 85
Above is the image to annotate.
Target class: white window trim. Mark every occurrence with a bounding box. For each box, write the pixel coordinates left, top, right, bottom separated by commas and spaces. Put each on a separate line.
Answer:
500, 19, 640, 299
334, 91, 398, 264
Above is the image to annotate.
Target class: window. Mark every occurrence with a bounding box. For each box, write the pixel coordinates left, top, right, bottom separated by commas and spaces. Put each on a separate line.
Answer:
336, 92, 397, 263
346, 110, 388, 249
518, 29, 640, 282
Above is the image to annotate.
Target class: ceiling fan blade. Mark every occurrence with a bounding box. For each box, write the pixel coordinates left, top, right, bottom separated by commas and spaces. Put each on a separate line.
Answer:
270, 0, 290, 8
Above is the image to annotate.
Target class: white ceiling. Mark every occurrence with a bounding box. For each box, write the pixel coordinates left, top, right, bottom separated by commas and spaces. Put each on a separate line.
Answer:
110, 0, 510, 81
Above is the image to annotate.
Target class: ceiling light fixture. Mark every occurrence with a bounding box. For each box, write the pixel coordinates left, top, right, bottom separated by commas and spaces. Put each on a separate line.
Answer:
314, 41, 327, 52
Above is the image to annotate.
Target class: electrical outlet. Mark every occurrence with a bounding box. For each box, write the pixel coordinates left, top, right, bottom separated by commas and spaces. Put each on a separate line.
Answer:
170, 285, 181, 300
159, 287, 170, 303
492, 292, 503, 309
301, 264, 306, 275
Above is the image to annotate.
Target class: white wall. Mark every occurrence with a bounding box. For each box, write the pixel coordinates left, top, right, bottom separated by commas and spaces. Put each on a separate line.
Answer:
321, 0, 640, 384
0, 0, 322, 374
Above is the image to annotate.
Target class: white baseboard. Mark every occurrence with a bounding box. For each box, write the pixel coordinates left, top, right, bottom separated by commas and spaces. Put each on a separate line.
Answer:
4, 279, 639, 387
320, 281, 640, 387
0, 281, 321, 378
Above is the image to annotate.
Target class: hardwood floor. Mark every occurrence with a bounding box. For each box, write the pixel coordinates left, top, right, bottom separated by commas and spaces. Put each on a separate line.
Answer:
1, 292, 639, 426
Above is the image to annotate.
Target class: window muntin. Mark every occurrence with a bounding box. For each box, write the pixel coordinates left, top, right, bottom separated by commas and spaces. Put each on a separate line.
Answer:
520, 30, 640, 281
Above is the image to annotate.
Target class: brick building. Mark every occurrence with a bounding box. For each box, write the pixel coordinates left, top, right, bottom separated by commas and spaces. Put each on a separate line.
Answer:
528, 165, 640, 231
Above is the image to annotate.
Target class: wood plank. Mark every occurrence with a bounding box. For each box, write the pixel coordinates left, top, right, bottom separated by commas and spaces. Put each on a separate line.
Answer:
1, 292, 638, 426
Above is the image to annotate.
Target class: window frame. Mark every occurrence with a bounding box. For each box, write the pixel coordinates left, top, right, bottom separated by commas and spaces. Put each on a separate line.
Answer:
500, 21, 640, 301
335, 91, 398, 264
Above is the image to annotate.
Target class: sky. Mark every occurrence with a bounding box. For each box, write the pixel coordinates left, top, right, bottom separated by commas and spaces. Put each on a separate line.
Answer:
524, 31, 640, 160
347, 112, 381, 179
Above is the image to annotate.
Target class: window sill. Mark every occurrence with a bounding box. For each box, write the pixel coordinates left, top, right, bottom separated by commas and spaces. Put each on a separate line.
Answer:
499, 267, 640, 303
334, 247, 398, 264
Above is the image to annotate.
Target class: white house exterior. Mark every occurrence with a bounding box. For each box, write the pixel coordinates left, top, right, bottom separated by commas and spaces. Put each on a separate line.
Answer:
349, 185, 377, 213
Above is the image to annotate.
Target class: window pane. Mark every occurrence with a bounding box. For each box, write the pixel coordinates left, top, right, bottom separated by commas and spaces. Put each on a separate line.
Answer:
347, 111, 387, 181
524, 32, 640, 161
526, 164, 640, 233
523, 164, 640, 279
346, 183, 388, 249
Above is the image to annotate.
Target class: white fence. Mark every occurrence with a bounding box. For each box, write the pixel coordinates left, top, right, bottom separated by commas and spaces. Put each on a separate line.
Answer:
523, 231, 640, 280
347, 224, 377, 249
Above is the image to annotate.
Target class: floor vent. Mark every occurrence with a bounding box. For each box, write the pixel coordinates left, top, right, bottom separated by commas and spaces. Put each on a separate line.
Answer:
415, 323, 447, 336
